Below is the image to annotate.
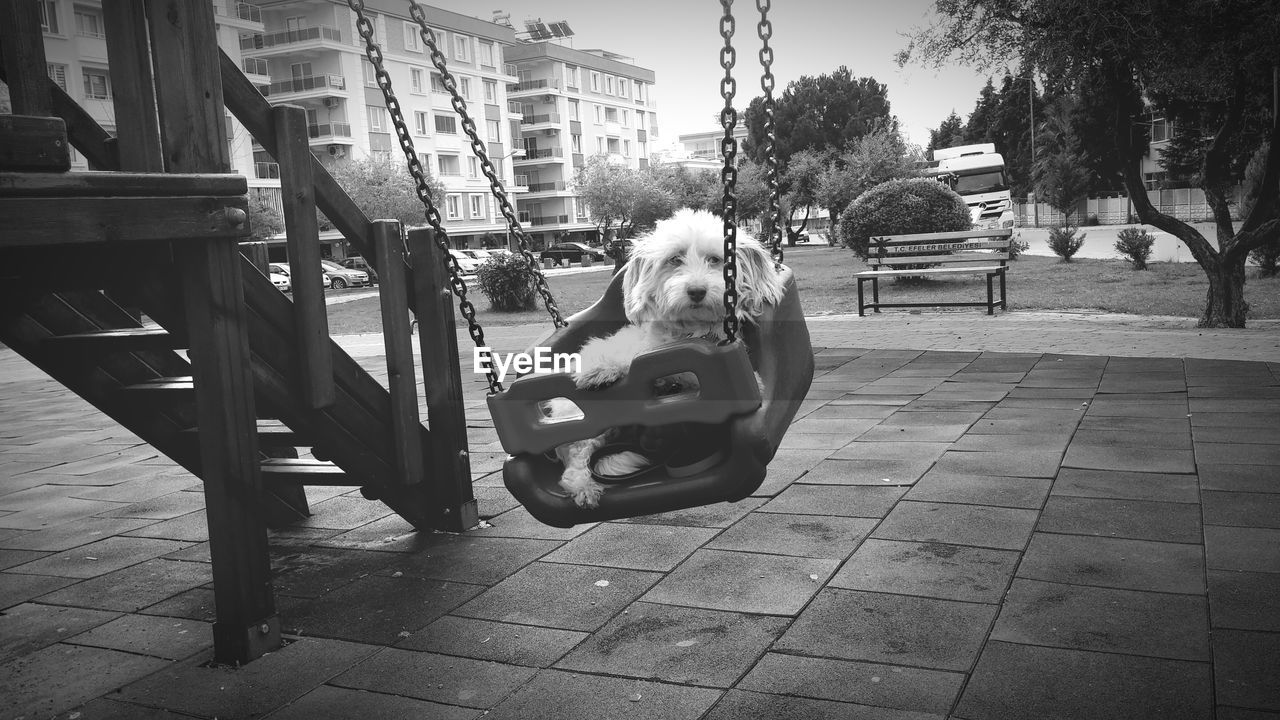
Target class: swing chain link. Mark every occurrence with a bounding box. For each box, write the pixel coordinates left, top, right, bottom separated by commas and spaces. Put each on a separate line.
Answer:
756, 0, 783, 266
406, 0, 567, 333
718, 0, 740, 344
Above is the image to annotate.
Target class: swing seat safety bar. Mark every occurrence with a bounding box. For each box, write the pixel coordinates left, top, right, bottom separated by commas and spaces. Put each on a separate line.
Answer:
487, 339, 762, 457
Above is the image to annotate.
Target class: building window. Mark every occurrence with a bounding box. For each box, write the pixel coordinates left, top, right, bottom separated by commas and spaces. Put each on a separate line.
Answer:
594, 105, 603, 123
565, 64, 579, 89
453, 35, 471, 62
435, 115, 457, 134
635, 81, 644, 102
439, 155, 461, 177
469, 194, 484, 218
367, 105, 385, 132
418, 152, 432, 170
479, 40, 496, 67
596, 137, 604, 153
74, 6, 104, 38
638, 141, 647, 158
486, 119, 500, 142
404, 21, 421, 52
607, 137, 620, 154
467, 156, 480, 178
372, 150, 393, 164
414, 111, 429, 135
605, 107, 618, 123
571, 134, 581, 153
82, 68, 110, 99
576, 199, 589, 220
47, 63, 68, 91
590, 71, 600, 92
605, 76, 614, 95
619, 79, 629, 98
483, 79, 497, 103
39, 1, 59, 34
431, 72, 446, 93
459, 76, 472, 100
621, 109, 630, 127
568, 99, 579, 121
623, 139, 631, 157
446, 194, 461, 219
363, 60, 377, 87
410, 67, 425, 93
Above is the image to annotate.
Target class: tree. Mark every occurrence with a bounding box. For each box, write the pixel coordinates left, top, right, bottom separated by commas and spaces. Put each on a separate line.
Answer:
652, 163, 722, 213
246, 199, 284, 242
819, 126, 920, 236
741, 66, 893, 168
1032, 95, 1092, 224
900, 0, 1280, 328
322, 156, 444, 232
571, 155, 676, 241
928, 111, 967, 154
780, 149, 828, 243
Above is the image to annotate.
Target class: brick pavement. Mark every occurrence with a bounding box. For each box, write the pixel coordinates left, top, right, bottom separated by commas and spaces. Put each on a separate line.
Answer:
2, 311, 1279, 719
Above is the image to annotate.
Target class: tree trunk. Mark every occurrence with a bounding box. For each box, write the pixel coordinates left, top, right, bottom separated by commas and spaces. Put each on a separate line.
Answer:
1201, 256, 1249, 328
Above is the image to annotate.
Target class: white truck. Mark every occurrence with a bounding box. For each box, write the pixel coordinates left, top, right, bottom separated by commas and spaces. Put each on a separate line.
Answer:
923, 143, 1015, 229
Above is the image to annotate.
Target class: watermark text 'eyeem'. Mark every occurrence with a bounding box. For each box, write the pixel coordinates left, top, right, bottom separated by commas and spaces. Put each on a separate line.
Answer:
473, 347, 581, 382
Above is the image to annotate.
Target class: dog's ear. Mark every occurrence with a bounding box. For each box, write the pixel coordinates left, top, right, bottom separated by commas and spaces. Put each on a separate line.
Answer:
733, 237, 785, 321
622, 241, 659, 324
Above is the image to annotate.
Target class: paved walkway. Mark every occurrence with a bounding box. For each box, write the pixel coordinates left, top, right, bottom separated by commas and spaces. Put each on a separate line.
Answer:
2, 310, 1279, 719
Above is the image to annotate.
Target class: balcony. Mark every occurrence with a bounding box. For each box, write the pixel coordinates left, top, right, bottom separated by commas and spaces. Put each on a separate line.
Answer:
240, 25, 343, 53
254, 162, 280, 179
506, 78, 562, 94
308, 123, 352, 143
507, 100, 523, 116
528, 214, 570, 226
515, 147, 564, 161
521, 113, 561, 127
636, 129, 647, 143
511, 175, 529, 192
241, 57, 269, 79
256, 74, 346, 98
526, 181, 567, 193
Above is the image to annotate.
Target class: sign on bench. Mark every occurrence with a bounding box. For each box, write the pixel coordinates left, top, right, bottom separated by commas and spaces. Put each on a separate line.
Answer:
854, 228, 1014, 316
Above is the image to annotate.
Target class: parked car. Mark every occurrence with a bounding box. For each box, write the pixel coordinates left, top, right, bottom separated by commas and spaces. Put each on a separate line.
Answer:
269, 263, 329, 292
319, 259, 370, 289
540, 242, 606, 264
448, 249, 481, 276
339, 256, 378, 284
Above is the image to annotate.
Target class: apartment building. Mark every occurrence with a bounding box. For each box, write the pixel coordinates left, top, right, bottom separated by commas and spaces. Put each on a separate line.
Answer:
502, 41, 659, 247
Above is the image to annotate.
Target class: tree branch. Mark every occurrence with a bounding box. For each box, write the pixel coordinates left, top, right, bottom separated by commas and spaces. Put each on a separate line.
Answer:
1202, 72, 1245, 254
1240, 122, 1280, 236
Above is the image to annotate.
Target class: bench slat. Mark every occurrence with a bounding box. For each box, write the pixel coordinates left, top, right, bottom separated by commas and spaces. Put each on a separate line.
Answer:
871, 253, 1010, 266
870, 228, 1012, 243
855, 265, 1005, 278
879, 240, 1010, 254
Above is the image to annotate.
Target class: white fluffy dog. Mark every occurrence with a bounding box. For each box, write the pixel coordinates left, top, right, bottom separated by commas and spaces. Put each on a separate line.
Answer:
552, 208, 786, 508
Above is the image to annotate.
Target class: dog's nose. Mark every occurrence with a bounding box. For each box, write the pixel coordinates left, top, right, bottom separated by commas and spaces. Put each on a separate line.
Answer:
687, 287, 706, 303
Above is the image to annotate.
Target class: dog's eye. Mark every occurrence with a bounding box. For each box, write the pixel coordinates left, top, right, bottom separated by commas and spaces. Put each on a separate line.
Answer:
707, 256, 723, 265
667, 255, 684, 266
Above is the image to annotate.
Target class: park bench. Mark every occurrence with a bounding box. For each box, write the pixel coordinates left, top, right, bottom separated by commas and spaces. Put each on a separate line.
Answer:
855, 228, 1014, 316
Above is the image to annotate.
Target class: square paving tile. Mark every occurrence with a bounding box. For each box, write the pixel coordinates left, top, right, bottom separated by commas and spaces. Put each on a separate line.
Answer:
454, 562, 661, 631
1207, 569, 1280, 632
1197, 442, 1280, 467
0, 516, 160, 552
1018, 533, 1205, 594
737, 652, 964, 716
264, 684, 477, 720
1198, 464, 1279, 494
799, 458, 920, 486
1062, 443, 1196, 474
270, 546, 399, 598
762, 484, 907, 518
64, 613, 212, 660
949, 431, 1072, 454
932, 449, 1062, 478
702, 689, 912, 720
96, 491, 206, 520
752, 449, 833, 496
618, 497, 765, 528
956, 641, 1211, 720
470, 507, 597, 540
381, 535, 560, 584
0, 643, 171, 720
905, 470, 1051, 509
36, 557, 213, 612
0, 572, 76, 611
120, 512, 210, 543
1051, 468, 1200, 503
829, 441, 952, 462
992, 578, 1209, 661
0, 602, 119, 663
332, 647, 537, 708
871, 501, 1038, 550
641, 549, 836, 615
706, 513, 875, 560
555, 602, 787, 687
400, 615, 588, 667
1037, 495, 1203, 543
1204, 526, 1280, 573
830, 538, 1019, 603
278, 574, 482, 644
541, 523, 717, 571
774, 587, 997, 671
855, 424, 972, 443
483, 669, 722, 720
1212, 629, 1280, 711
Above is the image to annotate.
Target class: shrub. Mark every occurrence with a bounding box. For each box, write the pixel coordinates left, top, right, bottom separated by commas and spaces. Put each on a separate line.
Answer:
838, 177, 972, 259
1084, 213, 1101, 226
1114, 228, 1155, 270
1250, 239, 1280, 278
474, 252, 538, 311
1047, 224, 1086, 262
1006, 232, 1030, 261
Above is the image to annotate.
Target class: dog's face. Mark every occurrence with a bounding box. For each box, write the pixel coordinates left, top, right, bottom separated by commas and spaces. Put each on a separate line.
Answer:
622, 209, 785, 331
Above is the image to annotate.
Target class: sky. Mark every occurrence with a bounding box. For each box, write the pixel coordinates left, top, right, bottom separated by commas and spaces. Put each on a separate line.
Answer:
424, 0, 1011, 150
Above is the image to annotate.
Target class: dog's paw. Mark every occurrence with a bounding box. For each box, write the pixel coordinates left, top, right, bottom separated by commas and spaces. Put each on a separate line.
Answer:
574, 359, 628, 389
560, 467, 605, 508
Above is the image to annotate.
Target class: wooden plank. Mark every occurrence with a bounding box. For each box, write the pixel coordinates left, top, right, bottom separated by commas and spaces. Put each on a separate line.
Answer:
870, 228, 1012, 243
856, 266, 1006, 277
0, 171, 246, 197
409, 227, 478, 532
103, 0, 164, 172
0, 0, 52, 115
43, 327, 177, 351
260, 458, 355, 487
273, 104, 334, 409
878, 240, 1010, 254
872, 253, 1010, 266
0, 197, 250, 247
375, 221, 424, 487
0, 116, 70, 172
146, 0, 231, 173
49, 81, 119, 170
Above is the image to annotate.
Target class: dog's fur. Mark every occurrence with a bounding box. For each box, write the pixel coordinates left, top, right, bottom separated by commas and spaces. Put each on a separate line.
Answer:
551, 208, 786, 507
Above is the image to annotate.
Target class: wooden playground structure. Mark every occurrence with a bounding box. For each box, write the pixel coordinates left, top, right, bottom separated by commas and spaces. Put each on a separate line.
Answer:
0, 1, 477, 665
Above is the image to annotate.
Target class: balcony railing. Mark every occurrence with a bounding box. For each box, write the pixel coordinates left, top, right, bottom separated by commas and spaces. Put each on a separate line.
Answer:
521, 113, 561, 125
504, 63, 518, 76
254, 161, 280, 179
507, 100, 523, 115
513, 174, 529, 187
256, 74, 345, 96
242, 57, 269, 76
240, 25, 342, 51
236, 2, 261, 22
527, 181, 566, 192
519, 147, 563, 160
506, 78, 561, 93
308, 122, 352, 139
528, 214, 570, 226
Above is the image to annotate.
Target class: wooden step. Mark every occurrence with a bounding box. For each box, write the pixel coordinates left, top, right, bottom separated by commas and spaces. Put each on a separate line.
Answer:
121, 376, 195, 393
259, 458, 356, 486
44, 327, 181, 351
178, 419, 304, 447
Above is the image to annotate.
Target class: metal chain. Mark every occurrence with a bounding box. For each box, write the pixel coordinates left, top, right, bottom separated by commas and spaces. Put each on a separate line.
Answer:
406, 0, 566, 331
718, 0, 740, 344
756, 0, 783, 266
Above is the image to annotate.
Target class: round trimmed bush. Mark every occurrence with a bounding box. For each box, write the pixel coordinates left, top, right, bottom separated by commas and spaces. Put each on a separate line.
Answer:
474, 252, 538, 311
839, 177, 972, 259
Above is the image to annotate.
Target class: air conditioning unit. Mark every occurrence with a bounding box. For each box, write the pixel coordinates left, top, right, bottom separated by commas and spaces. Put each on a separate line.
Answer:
541, 129, 556, 136
542, 94, 554, 103
323, 97, 341, 109
327, 145, 346, 158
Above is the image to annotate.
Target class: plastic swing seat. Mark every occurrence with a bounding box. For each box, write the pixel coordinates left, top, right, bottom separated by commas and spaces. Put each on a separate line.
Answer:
489, 265, 814, 528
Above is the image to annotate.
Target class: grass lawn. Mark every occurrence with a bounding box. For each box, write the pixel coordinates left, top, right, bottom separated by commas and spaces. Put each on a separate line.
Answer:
325, 245, 1280, 335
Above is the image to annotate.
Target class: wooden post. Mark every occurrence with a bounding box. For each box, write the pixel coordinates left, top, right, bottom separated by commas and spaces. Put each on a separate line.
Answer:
147, 0, 278, 664
408, 228, 478, 532
0, 0, 52, 116
272, 104, 334, 409
103, 0, 164, 172
374, 221, 425, 488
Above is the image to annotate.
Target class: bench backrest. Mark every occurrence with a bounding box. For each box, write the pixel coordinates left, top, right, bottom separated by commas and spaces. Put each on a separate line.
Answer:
867, 228, 1013, 269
